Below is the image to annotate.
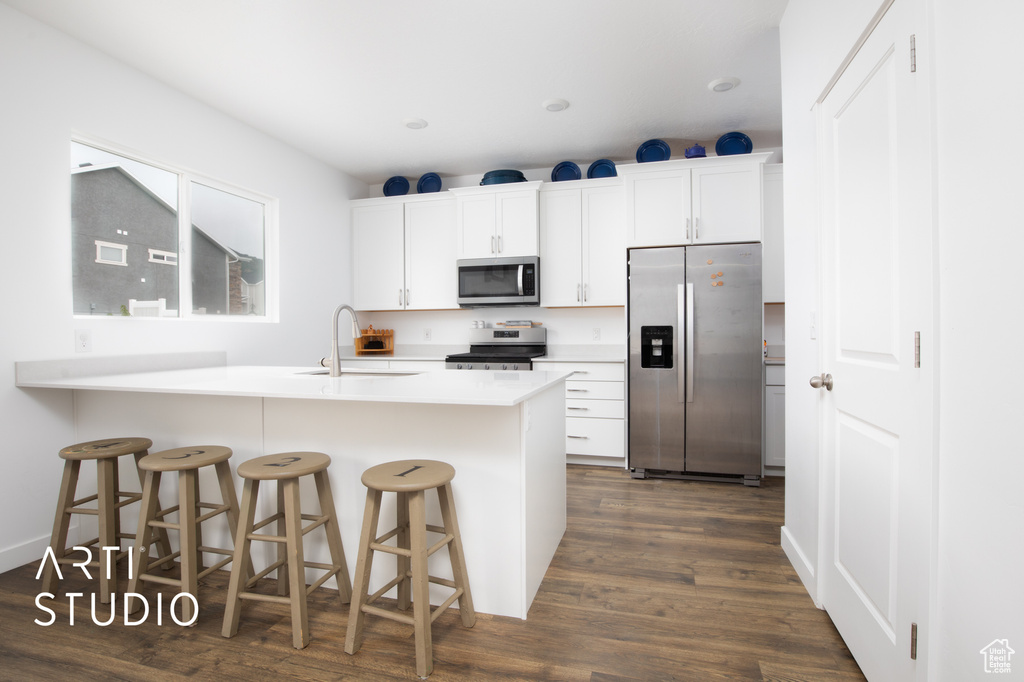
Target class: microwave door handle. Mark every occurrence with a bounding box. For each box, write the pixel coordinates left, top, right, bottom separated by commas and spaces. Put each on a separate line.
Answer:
518, 264, 524, 295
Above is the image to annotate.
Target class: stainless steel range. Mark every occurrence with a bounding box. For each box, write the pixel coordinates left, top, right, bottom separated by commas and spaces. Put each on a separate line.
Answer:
445, 327, 546, 370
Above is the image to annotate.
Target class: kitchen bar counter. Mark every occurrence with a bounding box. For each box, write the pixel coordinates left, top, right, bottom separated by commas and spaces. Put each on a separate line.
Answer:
16, 354, 567, 620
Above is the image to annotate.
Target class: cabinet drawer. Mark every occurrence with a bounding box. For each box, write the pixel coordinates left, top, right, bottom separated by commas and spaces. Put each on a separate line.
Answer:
765, 365, 785, 386
565, 417, 625, 458
539, 361, 624, 382
566, 399, 624, 419
565, 380, 623, 400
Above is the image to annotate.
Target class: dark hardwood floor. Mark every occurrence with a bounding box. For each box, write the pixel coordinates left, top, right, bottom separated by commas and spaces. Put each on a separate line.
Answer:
0, 465, 864, 680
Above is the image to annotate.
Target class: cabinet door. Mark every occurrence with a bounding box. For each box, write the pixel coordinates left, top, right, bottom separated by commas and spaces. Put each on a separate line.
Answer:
405, 198, 457, 310
539, 188, 583, 307
762, 165, 785, 302
352, 203, 405, 311
582, 184, 626, 306
691, 164, 762, 244
765, 384, 786, 467
626, 169, 690, 246
496, 189, 539, 257
455, 193, 497, 259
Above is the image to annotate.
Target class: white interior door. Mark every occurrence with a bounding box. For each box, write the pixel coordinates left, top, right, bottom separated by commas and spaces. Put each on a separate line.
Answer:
816, 1, 933, 680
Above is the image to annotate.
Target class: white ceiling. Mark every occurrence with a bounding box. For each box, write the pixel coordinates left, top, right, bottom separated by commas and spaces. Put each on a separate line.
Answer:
5, 0, 788, 185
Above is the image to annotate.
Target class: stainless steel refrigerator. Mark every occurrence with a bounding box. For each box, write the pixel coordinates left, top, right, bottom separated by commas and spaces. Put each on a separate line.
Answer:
627, 244, 763, 485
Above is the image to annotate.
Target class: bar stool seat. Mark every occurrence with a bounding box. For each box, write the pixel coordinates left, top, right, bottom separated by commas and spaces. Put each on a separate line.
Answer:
41, 437, 171, 603
221, 451, 351, 649
127, 445, 246, 623
345, 459, 475, 678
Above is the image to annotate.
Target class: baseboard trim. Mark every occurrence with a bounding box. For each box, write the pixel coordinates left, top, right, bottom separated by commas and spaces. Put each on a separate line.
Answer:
781, 525, 820, 608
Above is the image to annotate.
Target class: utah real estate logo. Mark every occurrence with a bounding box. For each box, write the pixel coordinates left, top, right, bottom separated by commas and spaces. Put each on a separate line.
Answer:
980, 639, 1015, 675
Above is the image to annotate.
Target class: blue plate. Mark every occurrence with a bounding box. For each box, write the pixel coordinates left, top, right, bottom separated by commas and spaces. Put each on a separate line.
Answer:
587, 159, 617, 178
551, 161, 581, 182
383, 176, 409, 196
417, 172, 442, 193
636, 139, 671, 163
715, 132, 752, 156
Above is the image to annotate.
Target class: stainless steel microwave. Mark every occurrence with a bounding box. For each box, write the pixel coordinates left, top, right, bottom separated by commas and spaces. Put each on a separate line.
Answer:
457, 256, 540, 307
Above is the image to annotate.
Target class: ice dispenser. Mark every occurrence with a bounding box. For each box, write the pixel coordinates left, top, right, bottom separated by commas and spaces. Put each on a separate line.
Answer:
640, 326, 674, 369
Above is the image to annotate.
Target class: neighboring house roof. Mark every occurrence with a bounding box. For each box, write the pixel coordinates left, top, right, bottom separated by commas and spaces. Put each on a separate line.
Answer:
72, 163, 248, 261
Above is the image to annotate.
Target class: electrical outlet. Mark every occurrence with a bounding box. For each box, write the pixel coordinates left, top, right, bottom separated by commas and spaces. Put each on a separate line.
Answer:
75, 329, 92, 353
592, 327, 601, 342
423, 328, 432, 342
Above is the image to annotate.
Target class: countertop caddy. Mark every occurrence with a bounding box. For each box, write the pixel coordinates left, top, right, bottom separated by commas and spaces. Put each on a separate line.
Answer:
16, 353, 569, 620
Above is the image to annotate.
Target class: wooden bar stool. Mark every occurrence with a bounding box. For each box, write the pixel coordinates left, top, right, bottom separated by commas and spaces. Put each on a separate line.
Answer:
345, 459, 475, 678
40, 437, 172, 603
127, 445, 246, 622
221, 451, 351, 649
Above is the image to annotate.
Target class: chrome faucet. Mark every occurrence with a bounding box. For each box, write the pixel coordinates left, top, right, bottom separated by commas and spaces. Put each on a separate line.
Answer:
329, 304, 363, 377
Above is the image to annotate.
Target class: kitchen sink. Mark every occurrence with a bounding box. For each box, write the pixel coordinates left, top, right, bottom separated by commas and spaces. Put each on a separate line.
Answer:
294, 369, 417, 378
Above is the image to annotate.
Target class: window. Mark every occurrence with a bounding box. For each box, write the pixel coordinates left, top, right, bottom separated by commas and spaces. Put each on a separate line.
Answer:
70, 140, 275, 319
148, 249, 178, 265
95, 240, 127, 266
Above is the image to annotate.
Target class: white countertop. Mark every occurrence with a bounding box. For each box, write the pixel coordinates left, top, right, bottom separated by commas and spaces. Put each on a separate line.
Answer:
15, 362, 568, 407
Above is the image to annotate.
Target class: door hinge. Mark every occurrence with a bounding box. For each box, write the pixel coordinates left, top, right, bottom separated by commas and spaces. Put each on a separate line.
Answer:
910, 35, 917, 73
911, 622, 918, 660
914, 331, 921, 368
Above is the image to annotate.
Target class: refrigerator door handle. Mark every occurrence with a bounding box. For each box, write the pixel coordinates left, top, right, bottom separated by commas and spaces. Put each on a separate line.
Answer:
686, 282, 695, 402
677, 284, 686, 403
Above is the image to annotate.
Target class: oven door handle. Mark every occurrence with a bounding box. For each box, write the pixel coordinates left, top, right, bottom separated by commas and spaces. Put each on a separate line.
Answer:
517, 264, 524, 296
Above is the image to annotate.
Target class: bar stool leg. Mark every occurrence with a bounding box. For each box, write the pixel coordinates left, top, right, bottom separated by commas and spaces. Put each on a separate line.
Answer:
132, 450, 172, 562
214, 460, 253, 580
437, 482, 476, 626
282, 477, 309, 649
96, 457, 117, 603
276, 481, 288, 597
41, 459, 81, 595
222, 477, 259, 638
127, 469, 162, 614
345, 487, 382, 655
408, 489, 433, 679
396, 491, 411, 611
178, 468, 199, 624
313, 469, 351, 602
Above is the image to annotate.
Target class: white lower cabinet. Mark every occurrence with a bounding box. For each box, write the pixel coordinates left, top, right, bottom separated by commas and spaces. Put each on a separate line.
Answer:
537, 360, 625, 466
764, 364, 785, 470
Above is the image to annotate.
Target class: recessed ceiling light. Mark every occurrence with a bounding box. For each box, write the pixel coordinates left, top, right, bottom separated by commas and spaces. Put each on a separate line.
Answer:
708, 77, 740, 93
542, 98, 569, 112
403, 118, 428, 130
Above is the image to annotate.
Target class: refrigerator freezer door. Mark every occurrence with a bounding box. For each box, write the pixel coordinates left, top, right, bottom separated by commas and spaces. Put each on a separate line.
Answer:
685, 244, 763, 475
628, 247, 686, 472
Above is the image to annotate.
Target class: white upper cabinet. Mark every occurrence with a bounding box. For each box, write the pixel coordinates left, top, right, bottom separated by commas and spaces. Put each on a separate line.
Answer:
450, 182, 541, 259
352, 195, 457, 311
540, 180, 626, 307
620, 153, 771, 247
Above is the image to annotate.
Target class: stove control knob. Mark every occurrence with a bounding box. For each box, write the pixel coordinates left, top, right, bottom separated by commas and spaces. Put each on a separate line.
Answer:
456, 363, 464, 370
484, 363, 491, 370
502, 363, 508, 370
467, 363, 473, 370
512, 363, 519, 370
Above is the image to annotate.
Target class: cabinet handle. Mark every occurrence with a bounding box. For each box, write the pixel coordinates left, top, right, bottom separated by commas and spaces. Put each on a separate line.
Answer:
399, 289, 404, 306
567, 406, 589, 411
405, 289, 410, 307
567, 435, 589, 439
686, 218, 691, 240
584, 284, 588, 302
497, 235, 503, 253
577, 284, 581, 302
695, 217, 700, 239
571, 370, 589, 375
491, 235, 496, 254
567, 388, 589, 393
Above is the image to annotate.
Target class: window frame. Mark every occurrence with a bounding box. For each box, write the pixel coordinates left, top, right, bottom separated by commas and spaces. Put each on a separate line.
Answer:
71, 135, 279, 322
148, 248, 178, 265
94, 240, 128, 266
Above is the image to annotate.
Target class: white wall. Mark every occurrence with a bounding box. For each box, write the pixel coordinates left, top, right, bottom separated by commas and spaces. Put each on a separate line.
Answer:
781, 0, 1024, 677
778, 0, 882, 603
0, 5, 365, 571
931, 0, 1024, 677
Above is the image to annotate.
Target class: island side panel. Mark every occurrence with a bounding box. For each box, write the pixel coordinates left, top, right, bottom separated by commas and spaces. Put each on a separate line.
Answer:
262, 398, 527, 619
69, 390, 266, 561
522, 381, 568, 616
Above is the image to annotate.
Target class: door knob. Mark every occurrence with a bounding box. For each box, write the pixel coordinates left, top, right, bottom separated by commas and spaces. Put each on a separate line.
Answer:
809, 373, 834, 391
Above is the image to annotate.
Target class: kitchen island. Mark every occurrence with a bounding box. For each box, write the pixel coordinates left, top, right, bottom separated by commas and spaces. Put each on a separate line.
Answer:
16, 354, 568, 619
